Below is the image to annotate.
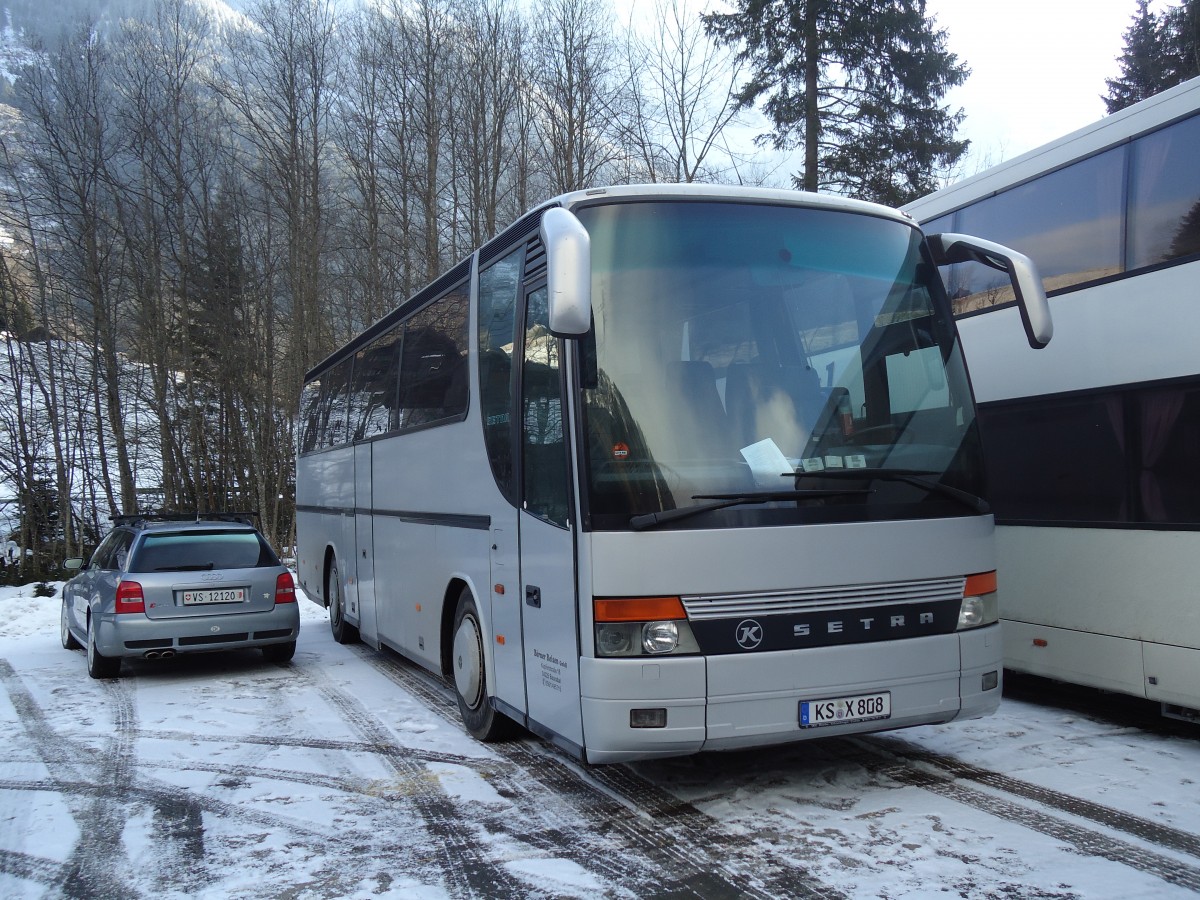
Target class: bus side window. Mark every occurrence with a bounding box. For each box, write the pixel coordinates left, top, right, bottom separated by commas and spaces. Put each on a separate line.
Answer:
398, 287, 469, 428
522, 286, 569, 527
478, 250, 522, 502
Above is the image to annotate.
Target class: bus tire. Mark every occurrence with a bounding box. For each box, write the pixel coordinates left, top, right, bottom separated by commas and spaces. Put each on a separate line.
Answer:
328, 557, 359, 645
451, 588, 512, 742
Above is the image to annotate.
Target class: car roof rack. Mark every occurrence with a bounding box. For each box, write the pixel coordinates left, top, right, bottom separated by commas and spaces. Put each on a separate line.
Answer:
111, 511, 260, 528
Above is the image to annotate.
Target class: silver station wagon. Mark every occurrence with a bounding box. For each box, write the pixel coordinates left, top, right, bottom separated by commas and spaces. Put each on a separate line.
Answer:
61, 513, 300, 678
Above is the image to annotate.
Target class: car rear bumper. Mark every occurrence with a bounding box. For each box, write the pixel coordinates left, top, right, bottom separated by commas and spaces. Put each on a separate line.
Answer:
93, 605, 300, 658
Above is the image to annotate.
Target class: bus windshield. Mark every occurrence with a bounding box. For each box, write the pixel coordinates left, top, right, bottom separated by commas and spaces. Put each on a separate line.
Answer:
574, 200, 984, 530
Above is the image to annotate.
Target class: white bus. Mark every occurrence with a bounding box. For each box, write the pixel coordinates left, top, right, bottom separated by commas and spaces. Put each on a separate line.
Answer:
295, 183, 1050, 763
904, 77, 1200, 720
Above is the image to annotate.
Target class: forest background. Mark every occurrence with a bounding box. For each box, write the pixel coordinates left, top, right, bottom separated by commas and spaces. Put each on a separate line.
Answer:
0, 0, 1194, 581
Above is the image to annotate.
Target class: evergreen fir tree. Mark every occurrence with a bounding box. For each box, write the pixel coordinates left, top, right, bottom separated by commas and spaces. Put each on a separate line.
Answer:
1105, 0, 1173, 113
703, 0, 969, 206
1164, 0, 1200, 83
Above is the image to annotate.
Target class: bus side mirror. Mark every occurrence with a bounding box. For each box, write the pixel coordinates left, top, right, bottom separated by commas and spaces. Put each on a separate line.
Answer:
928, 232, 1053, 349
540, 207, 591, 336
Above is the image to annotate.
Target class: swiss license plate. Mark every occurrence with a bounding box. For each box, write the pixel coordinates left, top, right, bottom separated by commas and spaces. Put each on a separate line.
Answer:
180, 588, 245, 605
800, 691, 891, 728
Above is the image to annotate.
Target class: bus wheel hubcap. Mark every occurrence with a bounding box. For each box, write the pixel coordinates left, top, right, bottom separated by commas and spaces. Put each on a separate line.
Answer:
452, 615, 483, 708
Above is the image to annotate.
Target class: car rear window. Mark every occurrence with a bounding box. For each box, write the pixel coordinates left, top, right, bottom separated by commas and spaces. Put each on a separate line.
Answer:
129, 531, 279, 572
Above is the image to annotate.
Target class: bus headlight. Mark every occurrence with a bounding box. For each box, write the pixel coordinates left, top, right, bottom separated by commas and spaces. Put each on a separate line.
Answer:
593, 597, 701, 657
957, 571, 999, 630
642, 621, 680, 654
596, 623, 636, 656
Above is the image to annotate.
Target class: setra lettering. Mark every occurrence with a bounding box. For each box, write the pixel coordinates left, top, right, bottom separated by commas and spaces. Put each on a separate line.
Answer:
786, 609, 939, 644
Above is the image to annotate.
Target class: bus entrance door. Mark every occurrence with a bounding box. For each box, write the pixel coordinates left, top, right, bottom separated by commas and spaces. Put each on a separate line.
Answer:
517, 285, 583, 747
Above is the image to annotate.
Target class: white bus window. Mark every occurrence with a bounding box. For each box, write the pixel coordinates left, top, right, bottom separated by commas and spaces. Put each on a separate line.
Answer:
522, 286, 569, 527
955, 147, 1124, 305
1128, 113, 1200, 268
398, 287, 469, 429
298, 379, 322, 453
320, 358, 353, 448
351, 326, 403, 440
478, 250, 522, 499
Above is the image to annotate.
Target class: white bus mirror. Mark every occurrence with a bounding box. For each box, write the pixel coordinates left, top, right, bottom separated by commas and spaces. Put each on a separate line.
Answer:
928, 232, 1053, 349
540, 207, 592, 336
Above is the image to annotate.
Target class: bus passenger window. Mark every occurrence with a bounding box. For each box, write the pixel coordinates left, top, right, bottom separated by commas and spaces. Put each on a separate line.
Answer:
522, 286, 569, 527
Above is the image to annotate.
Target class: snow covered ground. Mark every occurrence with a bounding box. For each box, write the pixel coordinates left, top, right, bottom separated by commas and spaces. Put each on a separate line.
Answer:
2, 580, 1199, 899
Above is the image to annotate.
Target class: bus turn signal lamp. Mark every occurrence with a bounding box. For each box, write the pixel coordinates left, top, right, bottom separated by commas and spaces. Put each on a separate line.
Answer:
594, 597, 700, 657
957, 570, 999, 631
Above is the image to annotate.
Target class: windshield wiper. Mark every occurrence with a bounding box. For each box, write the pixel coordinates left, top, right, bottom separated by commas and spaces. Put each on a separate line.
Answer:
786, 467, 989, 514
629, 489, 871, 531
155, 562, 216, 572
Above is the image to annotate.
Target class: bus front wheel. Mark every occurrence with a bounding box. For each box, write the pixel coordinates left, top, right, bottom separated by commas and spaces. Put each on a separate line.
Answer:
451, 588, 512, 742
328, 557, 359, 645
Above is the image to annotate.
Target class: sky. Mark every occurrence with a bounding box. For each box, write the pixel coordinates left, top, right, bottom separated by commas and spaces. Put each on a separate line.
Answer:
619, 0, 1166, 182
927, 0, 1165, 174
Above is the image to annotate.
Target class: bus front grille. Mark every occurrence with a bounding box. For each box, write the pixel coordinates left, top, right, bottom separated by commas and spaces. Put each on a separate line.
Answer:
681, 576, 966, 620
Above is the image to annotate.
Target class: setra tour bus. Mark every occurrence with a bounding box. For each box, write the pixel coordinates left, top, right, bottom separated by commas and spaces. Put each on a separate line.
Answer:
903, 77, 1200, 721
295, 184, 1051, 763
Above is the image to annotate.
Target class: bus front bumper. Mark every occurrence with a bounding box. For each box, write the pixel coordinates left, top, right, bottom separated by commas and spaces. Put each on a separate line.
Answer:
578, 627, 1002, 765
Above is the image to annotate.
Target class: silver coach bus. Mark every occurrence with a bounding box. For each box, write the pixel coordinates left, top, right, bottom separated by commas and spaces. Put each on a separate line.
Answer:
296, 184, 1051, 763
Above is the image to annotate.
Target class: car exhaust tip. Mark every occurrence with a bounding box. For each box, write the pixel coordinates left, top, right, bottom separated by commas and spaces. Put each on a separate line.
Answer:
144, 651, 160, 659
160, 649, 176, 659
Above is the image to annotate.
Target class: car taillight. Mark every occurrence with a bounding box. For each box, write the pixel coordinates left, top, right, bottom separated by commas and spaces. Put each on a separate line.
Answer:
115, 581, 145, 614
275, 572, 296, 604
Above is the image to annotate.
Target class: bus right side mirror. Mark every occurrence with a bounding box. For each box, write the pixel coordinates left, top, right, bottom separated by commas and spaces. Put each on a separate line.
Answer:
540, 207, 592, 336
928, 233, 1053, 349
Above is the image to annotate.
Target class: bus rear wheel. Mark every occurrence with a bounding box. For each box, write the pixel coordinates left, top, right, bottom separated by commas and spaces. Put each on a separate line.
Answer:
451, 588, 513, 742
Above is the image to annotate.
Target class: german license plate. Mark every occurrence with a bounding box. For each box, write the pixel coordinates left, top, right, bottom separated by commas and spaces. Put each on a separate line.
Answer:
800, 691, 891, 728
180, 588, 245, 605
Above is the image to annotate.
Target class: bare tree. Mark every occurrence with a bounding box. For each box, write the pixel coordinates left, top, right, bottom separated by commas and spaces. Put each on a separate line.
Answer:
18, 24, 139, 517
447, 0, 526, 249
218, 0, 339, 382
618, 0, 744, 183
530, 0, 623, 194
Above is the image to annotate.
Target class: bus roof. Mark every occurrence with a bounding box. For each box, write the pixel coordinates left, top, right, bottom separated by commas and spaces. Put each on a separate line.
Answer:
549, 182, 911, 225
903, 75, 1200, 223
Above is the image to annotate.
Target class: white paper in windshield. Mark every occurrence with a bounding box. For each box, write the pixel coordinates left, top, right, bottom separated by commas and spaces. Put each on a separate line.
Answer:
740, 438, 792, 486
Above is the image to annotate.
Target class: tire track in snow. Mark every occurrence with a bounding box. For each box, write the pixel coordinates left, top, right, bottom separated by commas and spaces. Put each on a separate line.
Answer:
0, 848, 68, 889
135, 726, 511, 775
844, 737, 1200, 892
884, 738, 1200, 860
343, 648, 739, 897
0, 659, 352, 897
57, 678, 142, 899
0, 657, 137, 898
348, 644, 843, 900
288, 662, 530, 899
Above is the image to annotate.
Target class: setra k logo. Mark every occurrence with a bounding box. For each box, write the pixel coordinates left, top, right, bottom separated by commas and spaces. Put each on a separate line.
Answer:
735, 619, 763, 650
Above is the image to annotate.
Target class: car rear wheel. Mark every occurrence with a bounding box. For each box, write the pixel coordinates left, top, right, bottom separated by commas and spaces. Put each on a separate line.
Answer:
61, 599, 81, 650
328, 558, 359, 645
262, 641, 297, 663
86, 615, 121, 679
451, 588, 513, 742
